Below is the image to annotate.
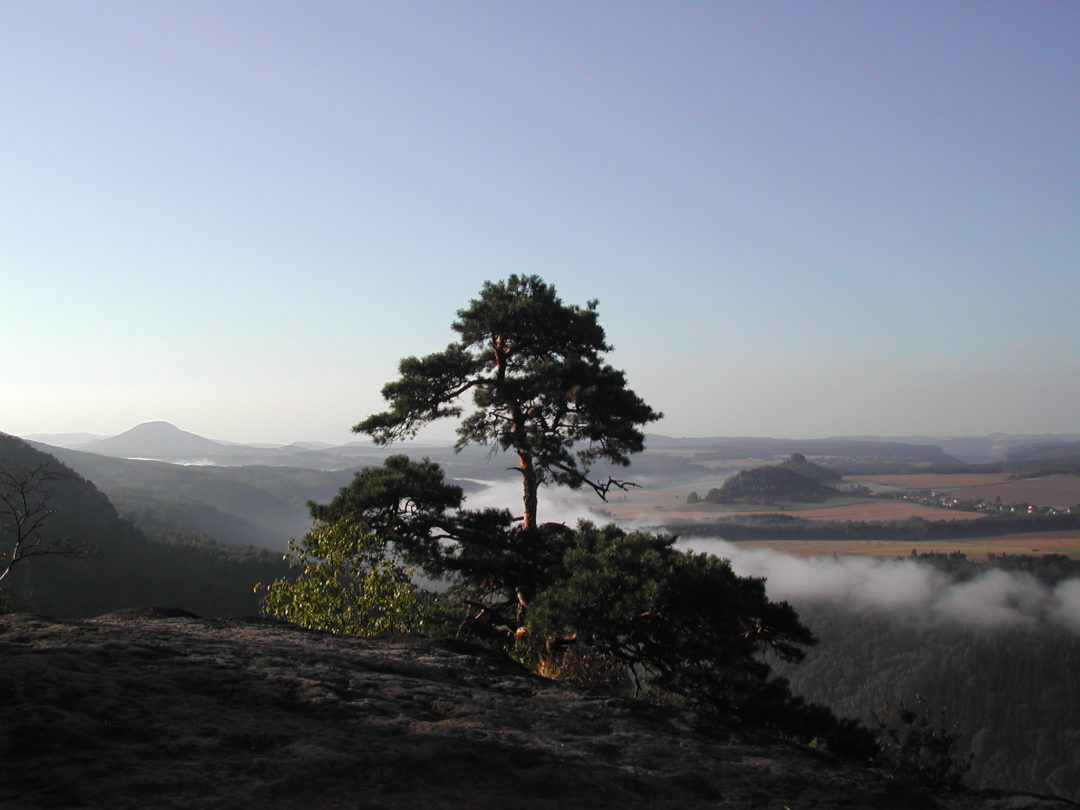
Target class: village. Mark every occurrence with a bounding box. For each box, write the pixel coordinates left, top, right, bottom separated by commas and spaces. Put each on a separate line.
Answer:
891, 488, 1077, 517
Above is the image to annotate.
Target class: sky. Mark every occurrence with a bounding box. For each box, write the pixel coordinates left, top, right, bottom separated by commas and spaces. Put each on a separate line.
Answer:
2, 1, 1078, 445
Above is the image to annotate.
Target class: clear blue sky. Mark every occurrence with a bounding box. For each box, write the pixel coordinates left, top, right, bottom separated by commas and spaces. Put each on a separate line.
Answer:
3, 1, 1078, 444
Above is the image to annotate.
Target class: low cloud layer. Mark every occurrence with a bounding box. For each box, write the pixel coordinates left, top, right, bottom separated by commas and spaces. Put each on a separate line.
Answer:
684, 538, 1080, 634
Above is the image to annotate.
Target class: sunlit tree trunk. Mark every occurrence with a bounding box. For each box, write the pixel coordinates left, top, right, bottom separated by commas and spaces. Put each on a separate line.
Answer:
518, 450, 538, 530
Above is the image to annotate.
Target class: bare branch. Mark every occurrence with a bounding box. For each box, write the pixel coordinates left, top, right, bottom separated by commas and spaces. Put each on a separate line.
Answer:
545, 458, 641, 502
0, 463, 92, 586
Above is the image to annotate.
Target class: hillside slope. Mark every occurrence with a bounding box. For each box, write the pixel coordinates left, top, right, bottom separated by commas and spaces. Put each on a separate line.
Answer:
2, 611, 1074, 810
1, 433, 285, 617
27, 442, 354, 549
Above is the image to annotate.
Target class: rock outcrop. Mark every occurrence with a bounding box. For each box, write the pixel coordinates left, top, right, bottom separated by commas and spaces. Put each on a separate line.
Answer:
1, 610, 1074, 809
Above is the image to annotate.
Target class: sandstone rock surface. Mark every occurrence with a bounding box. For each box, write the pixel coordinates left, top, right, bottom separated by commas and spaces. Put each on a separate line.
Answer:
1, 610, 1074, 809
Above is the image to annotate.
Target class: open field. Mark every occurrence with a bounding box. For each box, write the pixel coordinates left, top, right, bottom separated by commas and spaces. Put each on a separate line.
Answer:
728, 529, 1080, 561
943, 474, 1080, 509
850, 473, 1011, 490
765, 501, 982, 521
848, 473, 1080, 509
603, 471, 1080, 525
597, 490, 982, 523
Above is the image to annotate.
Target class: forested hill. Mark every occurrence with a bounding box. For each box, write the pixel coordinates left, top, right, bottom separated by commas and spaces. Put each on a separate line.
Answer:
705, 465, 838, 504
0, 433, 286, 617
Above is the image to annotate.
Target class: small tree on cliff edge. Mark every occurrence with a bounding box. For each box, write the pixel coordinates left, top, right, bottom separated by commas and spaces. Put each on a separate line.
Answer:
356, 275, 661, 530
1, 463, 90, 588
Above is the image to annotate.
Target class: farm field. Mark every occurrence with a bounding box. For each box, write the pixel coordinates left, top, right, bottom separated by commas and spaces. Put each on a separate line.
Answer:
767, 500, 982, 522
727, 530, 1080, 561
603, 474, 1080, 521
849, 473, 1080, 509
597, 491, 982, 523
944, 474, 1080, 509
851, 473, 1011, 490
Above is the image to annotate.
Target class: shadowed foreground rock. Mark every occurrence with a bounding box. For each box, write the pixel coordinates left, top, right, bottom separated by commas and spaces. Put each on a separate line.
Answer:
1, 610, 1075, 809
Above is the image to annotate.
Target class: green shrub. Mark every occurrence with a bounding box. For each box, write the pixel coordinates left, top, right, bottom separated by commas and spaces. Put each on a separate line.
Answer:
257, 519, 433, 636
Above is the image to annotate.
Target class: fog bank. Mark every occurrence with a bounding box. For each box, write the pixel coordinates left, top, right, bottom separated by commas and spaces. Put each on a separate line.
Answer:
685, 538, 1080, 634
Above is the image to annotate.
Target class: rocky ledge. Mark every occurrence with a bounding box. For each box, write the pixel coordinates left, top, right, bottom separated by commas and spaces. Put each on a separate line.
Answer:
1, 610, 1074, 809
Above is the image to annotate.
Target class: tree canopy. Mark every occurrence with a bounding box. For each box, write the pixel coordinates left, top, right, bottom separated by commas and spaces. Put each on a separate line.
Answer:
308, 454, 464, 572
355, 274, 661, 529
525, 522, 818, 708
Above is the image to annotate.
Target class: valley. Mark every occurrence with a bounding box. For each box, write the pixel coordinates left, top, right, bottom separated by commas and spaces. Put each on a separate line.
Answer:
19, 421, 1080, 562
6, 422, 1080, 801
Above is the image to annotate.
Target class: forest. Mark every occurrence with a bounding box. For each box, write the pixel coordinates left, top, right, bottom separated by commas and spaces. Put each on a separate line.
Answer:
778, 554, 1080, 801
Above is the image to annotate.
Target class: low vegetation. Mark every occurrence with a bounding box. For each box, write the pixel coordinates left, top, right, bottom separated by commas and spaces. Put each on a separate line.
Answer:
873, 696, 973, 789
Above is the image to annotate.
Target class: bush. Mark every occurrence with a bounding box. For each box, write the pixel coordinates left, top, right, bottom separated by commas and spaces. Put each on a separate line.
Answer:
257, 519, 433, 636
873, 695, 974, 788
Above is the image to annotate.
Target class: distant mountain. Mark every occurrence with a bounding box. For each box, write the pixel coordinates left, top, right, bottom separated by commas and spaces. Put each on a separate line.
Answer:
844, 434, 1080, 464
78, 420, 228, 459
643, 434, 1080, 466
22, 431, 108, 448
38, 422, 397, 470
288, 440, 335, 450
643, 435, 963, 471
1004, 440, 1080, 463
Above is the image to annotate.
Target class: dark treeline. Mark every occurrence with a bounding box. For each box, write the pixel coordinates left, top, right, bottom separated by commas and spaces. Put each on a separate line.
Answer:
906, 550, 1080, 582
660, 512, 1080, 541
974, 457, 1080, 478
6, 520, 288, 619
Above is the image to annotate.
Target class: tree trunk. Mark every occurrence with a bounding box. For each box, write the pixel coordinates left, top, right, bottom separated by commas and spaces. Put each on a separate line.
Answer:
518, 450, 538, 530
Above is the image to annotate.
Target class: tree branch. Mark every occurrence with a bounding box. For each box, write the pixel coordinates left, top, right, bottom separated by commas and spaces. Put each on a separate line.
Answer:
0, 464, 92, 586
546, 458, 641, 501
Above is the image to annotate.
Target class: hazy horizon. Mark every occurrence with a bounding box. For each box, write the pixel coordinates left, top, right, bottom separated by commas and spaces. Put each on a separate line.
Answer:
4, 2, 1078, 445
17, 418, 1080, 454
